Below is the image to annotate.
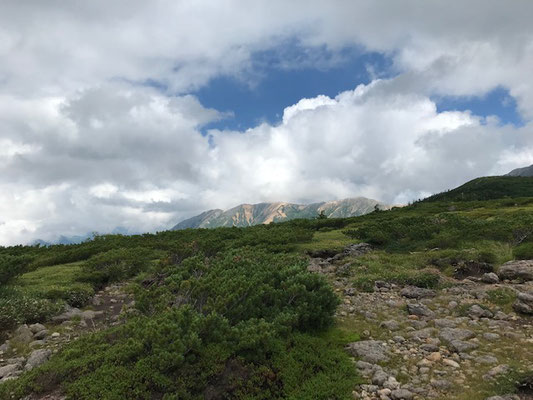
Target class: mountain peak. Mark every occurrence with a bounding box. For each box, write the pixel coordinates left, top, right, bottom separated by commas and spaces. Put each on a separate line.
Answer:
172, 197, 387, 230
506, 164, 533, 177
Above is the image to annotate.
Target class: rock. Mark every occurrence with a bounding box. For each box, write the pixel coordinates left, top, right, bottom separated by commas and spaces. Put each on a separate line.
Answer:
485, 364, 510, 378
468, 304, 494, 319
0, 364, 20, 378
81, 310, 104, 320
420, 344, 440, 352
33, 329, 49, 340
400, 286, 436, 299
483, 333, 500, 341
439, 328, 475, 342
29, 340, 46, 348
346, 340, 390, 363
355, 360, 374, 370
427, 352, 441, 362
475, 355, 498, 364
51, 332, 60, 338
381, 320, 401, 331
454, 261, 493, 279
24, 349, 52, 371
449, 340, 478, 353
13, 324, 33, 344
391, 388, 414, 399
393, 336, 406, 343
513, 291, 533, 314
29, 323, 46, 333
406, 303, 435, 318
497, 260, 533, 281
52, 306, 82, 322
434, 318, 457, 328
407, 328, 437, 339
481, 273, 499, 283
442, 359, 460, 368
431, 379, 452, 390
373, 370, 389, 385
0, 341, 11, 353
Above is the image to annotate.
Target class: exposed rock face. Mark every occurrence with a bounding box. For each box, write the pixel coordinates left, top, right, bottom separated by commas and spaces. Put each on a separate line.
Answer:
498, 260, 533, 281
172, 198, 389, 229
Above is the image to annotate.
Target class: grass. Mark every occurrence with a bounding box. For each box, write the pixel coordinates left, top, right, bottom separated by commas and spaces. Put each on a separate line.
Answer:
14, 262, 87, 294
297, 230, 354, 254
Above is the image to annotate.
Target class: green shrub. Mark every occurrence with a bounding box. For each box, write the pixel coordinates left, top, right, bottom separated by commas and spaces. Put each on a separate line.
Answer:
0, 254, 33, 285
514, 242, 533, 259
0, 294, 63, 330
79, 247, 153, 288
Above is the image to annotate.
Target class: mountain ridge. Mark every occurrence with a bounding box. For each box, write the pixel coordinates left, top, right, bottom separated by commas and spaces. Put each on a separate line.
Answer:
172, 197, 388, 230
507, 164, 533, 177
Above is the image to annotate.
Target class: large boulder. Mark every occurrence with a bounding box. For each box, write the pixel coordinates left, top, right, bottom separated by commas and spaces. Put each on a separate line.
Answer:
439, 328, 476, 343
513, 291, 533, 314
345, 340, 390, 363
13, 325, 33, 344
497, 260, 533, 281
24, 349, 52, 371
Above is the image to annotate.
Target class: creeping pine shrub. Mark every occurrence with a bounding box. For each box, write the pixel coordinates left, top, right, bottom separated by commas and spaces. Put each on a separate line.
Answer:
0, 294, 63, 330
79, 247, 153, 288
0, 254, 33, 285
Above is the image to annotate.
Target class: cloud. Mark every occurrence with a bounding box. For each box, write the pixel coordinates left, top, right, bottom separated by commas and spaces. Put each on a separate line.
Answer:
1, 1, 533, 244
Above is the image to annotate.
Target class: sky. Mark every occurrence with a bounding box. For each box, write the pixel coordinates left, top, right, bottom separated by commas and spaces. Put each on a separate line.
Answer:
1, 1, 533, 245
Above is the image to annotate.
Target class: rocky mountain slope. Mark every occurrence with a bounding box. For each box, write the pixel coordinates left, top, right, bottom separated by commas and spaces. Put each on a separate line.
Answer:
172, 197, 388, 229
507, 164, 533, 177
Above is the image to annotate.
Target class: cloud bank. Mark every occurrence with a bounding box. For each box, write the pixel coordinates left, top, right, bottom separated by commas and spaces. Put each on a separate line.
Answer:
1, 1, 532, 244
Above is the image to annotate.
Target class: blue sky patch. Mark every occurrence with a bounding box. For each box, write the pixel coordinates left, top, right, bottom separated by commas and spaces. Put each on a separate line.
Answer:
194, 44, 394, 131
434, 87, 523, 126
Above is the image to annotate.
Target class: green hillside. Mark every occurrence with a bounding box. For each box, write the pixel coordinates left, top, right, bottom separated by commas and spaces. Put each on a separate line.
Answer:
1, 177, 533, 399
422, 176, 533, 202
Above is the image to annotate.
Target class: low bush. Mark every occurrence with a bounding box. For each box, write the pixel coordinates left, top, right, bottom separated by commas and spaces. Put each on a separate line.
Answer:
514, 242, 533, 259
0, 294, 63, 330
79, 247, 153, 288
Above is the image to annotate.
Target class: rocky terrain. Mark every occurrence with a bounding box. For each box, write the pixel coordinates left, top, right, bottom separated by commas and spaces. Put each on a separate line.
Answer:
0, 284, 134, 388
309, 244, 533, 400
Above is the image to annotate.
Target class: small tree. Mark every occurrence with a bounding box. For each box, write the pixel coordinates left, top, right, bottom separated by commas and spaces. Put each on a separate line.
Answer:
317, 211, 327, 219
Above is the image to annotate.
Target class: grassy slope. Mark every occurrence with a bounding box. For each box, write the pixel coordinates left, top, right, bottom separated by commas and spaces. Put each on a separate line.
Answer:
1, 177, 533, 398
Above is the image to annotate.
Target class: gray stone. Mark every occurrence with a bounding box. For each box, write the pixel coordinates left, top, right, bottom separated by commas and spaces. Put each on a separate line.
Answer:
483, 333, 500, 341
52, 306, 82, 322
406, 303, 435, 318
29, 340, 46, 348
481, 272, 500, 283
513, 291, 533, 314
381, 320, 401, 331
391, 388, 414, 399
24, 349, 52, 371
372, 370, 389, 385
439, 328, 475, 342
346, 340, 390, 363
33, 329, 49, 340
434, 318, 457, 328
420, 343, 440, 352
431, 379, 452, 390
0, 341, 11, 353
475, 355, 498, 364
13, 324, 33, 344
497, 260, 533, 281
29, 323, 46, 333
0, 364, 20, 378
407, 328, 437, 339
400, 286, 436, 299
468, 304, 493, 319
449, 340, 478, 353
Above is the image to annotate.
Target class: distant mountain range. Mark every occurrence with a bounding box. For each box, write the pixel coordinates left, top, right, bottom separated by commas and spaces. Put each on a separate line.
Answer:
172, 197, 388, 230
506, 164, 533, 177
